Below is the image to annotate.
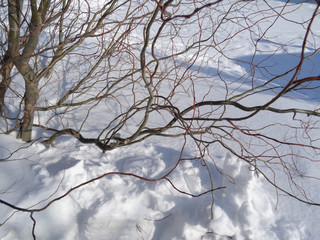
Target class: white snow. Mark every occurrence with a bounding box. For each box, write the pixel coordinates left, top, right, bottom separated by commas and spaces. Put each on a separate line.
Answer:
1, 0, 320, 239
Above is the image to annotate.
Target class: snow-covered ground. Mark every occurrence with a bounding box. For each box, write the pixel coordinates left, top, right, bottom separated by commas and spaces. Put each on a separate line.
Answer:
1, 1, 320, 239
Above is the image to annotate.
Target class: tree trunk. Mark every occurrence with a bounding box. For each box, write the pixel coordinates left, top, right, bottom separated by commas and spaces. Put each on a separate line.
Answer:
18, 80, 39, 142
0, 60, 13, 116
14, 60, 39, 142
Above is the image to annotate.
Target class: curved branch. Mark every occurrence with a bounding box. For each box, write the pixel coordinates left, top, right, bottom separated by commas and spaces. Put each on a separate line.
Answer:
0, 171, 223, 213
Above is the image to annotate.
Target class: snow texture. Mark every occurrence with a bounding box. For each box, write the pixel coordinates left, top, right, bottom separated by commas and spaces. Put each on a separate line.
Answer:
1, 0, 320, 239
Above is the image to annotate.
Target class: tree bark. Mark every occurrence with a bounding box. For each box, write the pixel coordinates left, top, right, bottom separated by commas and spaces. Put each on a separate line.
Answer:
14, 60, 39, 142
18, 80, 39, 141
0, 58, 13, 116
